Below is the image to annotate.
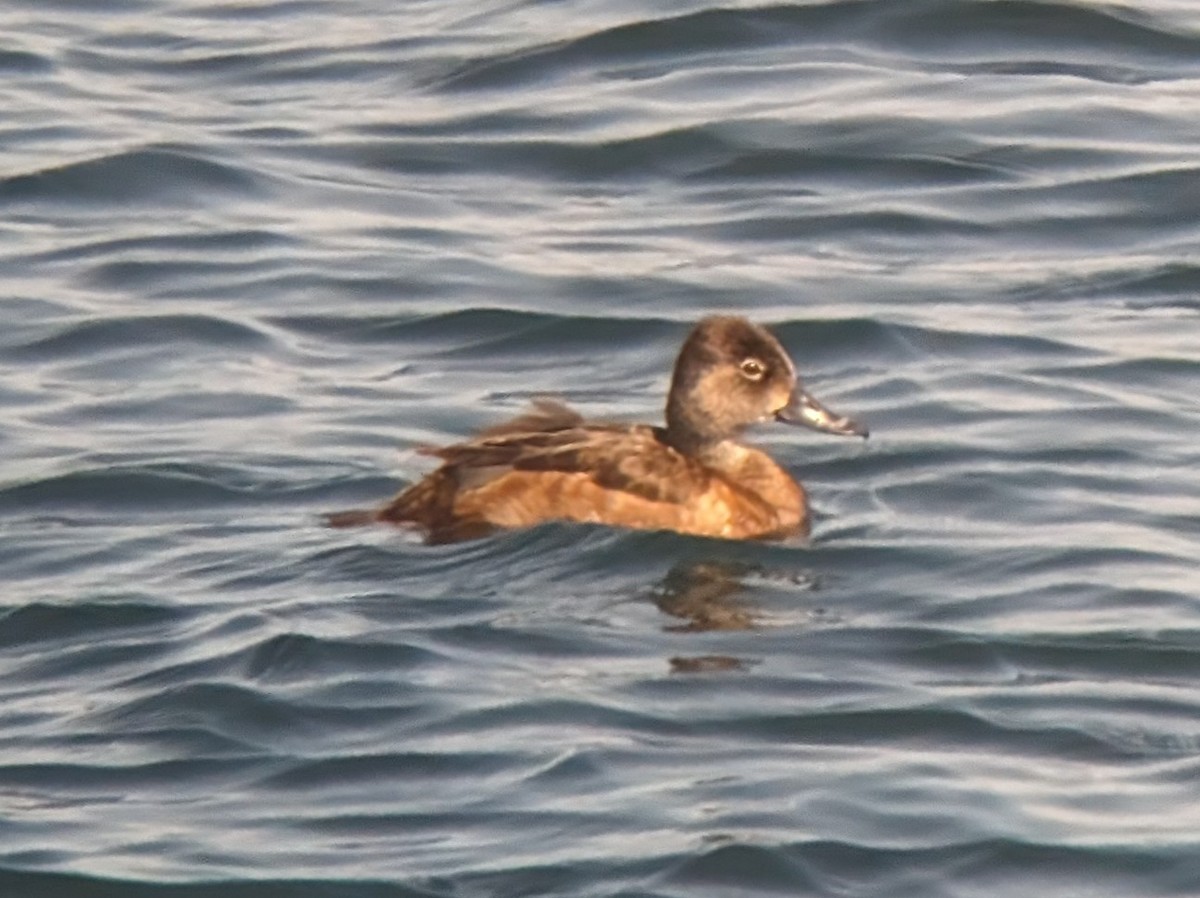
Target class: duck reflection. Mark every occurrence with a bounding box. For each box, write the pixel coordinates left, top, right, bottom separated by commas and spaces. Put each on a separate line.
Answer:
668, 654, 749, 674
652, 559, 823, 673
653, 561, 759, 632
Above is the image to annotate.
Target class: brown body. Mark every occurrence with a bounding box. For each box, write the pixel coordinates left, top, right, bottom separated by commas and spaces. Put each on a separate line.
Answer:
331, 409, 808, 542
327, 317, 866, 543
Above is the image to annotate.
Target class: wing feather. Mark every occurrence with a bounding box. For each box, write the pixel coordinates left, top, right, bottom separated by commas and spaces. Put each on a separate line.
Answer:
431, 423, 704, 505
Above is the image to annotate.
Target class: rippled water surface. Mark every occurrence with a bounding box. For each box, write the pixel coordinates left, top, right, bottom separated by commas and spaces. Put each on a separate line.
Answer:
3, 1, 1200, 895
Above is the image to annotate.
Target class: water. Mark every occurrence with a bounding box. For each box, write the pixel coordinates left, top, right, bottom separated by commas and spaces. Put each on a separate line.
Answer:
2, 1, 1199, 895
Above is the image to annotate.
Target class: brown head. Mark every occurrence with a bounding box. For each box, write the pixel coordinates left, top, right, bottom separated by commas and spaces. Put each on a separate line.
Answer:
664, 316, 867, 455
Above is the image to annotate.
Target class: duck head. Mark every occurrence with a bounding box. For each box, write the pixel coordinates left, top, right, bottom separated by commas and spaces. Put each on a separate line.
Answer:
664, 316, 867, 454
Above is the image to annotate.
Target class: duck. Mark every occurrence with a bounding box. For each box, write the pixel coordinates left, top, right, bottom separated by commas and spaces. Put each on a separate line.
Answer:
326, 315, 867, 543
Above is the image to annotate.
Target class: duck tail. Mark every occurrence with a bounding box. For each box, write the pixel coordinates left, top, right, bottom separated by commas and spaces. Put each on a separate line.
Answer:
323, 508, 381, 528
324, 468, 468, 538
321, 478, 440, 529
374, 468, 457, 526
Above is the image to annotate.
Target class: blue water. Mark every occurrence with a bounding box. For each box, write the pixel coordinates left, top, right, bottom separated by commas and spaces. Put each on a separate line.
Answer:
3, 1, 1200, 895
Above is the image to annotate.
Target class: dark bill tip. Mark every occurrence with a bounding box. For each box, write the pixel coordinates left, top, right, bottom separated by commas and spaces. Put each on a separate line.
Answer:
776, 388, 868, 439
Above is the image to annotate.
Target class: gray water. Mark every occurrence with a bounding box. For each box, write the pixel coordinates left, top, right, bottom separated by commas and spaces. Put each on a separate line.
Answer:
2, 1, 1200, 895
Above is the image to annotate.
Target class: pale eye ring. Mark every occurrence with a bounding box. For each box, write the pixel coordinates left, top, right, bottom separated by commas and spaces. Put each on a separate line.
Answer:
740, 358, 766, 381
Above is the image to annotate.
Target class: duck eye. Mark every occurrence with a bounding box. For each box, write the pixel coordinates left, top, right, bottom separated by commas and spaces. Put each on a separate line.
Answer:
739, 358, 766, 381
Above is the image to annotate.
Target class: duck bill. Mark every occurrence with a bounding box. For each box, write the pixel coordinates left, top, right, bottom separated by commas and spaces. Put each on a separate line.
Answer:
776, 388, 868, 438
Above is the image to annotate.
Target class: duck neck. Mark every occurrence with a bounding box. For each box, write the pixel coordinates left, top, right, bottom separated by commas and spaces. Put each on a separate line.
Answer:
664, 396, 726, 458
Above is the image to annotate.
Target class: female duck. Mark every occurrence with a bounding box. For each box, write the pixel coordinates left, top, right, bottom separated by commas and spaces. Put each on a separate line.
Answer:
328, 316, 866, 542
